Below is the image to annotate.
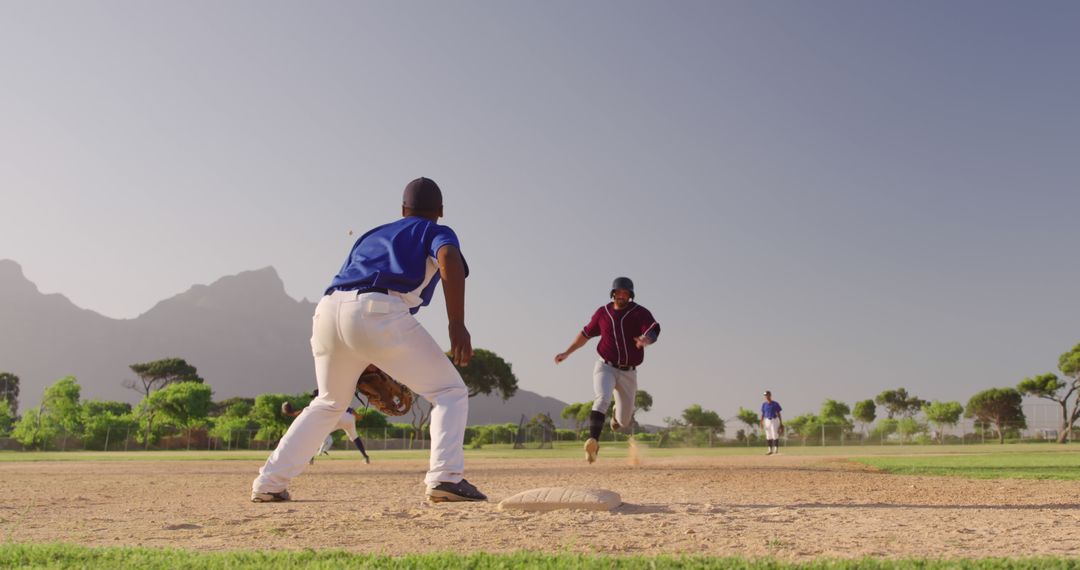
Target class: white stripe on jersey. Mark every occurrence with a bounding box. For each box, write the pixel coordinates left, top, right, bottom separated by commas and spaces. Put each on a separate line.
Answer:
603, 306, 621, 365
617, 305, 639, 366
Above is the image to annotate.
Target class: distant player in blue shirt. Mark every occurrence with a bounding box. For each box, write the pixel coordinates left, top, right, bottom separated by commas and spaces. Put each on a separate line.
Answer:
252, 177, 486, 503
760, 390, 784, 455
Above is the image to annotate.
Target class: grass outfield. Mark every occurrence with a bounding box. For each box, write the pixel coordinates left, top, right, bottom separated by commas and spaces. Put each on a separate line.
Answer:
1, 544, 1078, 570
855, 449, 1080, 480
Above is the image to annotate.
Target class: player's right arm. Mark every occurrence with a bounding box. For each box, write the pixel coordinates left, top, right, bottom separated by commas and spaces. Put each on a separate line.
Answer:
437, 244, 472, 367
554, 333, 589, 364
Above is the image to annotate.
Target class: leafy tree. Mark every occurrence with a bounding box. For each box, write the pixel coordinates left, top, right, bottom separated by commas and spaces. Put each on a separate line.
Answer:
874, 388, 925, 419
42, 376, 82, 436
11, 375, 85, 449
1018, 343, 1080, 443
412, 348, 521, 437
209, 397, 255, 418
353, 407, 388, 429
0, 399, 14, 436
80, 400, 136, 451
561, 402, 591, 431
12, 408, 57, 450
736, 407, 760, 435
209, 399, 255, 446
454, 349, 519, 399
124, 358, 203, 399
251, 392, 313, 442
870, 418, 899, 441
852, 399, 876, 435
897, 417, 927, 443
922, 400, 964, 443
135, 381, 212, 447
819, 399, 852, 426
0, 372, 19, 416
786, 413, 820, 443
15, 376, 85, 448
965, 388, 1026, 444
681, 404, 724, 434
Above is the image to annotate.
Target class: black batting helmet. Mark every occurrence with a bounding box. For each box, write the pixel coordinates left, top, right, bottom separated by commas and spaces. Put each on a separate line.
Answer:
610, 276, 635, 299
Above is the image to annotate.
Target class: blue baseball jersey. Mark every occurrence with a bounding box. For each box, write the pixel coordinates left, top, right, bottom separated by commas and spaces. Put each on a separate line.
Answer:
326, 216, 468, 314
761, 401, 782, 419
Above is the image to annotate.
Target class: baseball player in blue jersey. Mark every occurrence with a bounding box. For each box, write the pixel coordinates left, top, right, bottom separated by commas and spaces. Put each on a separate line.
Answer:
555, 277, 660, 463
760, 390, 784, 455
252, 177, 485, 503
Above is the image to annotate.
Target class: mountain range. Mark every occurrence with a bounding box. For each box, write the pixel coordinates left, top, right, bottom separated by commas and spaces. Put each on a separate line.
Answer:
0, 259, 571, 426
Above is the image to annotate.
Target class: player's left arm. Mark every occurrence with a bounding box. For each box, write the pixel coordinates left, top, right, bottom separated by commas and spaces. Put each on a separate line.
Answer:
437, 244, 472, 367
635, 312, 660, 348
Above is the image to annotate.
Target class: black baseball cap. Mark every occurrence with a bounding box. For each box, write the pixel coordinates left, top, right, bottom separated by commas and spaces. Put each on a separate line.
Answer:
403, 177, 443, 210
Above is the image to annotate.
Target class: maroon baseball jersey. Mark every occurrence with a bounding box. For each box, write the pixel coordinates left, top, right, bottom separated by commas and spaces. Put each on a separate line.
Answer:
581, 302, 660, 367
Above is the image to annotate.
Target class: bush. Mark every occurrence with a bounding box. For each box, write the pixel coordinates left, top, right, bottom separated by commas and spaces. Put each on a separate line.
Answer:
82, 413, 138, 451
555, 429, 579, 442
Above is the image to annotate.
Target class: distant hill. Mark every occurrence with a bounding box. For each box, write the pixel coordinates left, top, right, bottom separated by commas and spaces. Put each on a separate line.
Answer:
0, 259, 571, 426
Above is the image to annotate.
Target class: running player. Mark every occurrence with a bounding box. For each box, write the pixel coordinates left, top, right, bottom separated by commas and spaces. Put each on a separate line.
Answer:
554, 277, 660, 463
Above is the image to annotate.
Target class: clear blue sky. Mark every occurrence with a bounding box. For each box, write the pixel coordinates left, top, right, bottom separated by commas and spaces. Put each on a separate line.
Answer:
2, 1, 1078, 425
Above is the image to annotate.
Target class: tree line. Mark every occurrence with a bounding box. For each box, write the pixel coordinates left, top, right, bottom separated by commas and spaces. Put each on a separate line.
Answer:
1, 342, 1076, 448
0, 349, 519, 450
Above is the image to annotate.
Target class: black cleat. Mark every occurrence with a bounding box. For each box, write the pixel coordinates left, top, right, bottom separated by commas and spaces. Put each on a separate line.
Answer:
426, 479, 487, 503
251, 490, 291, 503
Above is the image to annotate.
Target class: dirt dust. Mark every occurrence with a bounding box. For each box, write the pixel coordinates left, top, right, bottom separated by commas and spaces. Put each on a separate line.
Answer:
1, 452, 1077, 560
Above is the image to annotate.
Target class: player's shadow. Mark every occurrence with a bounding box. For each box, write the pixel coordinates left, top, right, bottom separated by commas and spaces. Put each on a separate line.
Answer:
616, 503, 675, 514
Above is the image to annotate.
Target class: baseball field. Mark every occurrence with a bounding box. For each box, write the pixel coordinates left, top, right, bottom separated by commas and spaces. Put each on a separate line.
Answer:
1, 443, 1078, 568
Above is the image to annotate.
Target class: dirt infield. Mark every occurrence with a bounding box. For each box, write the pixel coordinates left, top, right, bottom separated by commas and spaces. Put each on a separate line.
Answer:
1, 452, 1077, 560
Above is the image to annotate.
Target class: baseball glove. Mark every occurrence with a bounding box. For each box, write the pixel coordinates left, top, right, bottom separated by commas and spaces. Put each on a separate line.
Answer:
356, 365, 414, 416
778, 424, 785, 436
281, 401, 296, 416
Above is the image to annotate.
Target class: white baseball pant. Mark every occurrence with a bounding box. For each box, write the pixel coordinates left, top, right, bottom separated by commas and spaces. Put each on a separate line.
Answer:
253, 290, 468, 493
336, 410, 359, 440
763, 417, 781, 439
591, 360, 637, 429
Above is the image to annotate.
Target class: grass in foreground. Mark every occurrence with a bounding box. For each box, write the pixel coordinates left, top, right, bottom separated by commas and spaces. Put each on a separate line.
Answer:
856, 450, 1080, 480
2, 544, 1079, 570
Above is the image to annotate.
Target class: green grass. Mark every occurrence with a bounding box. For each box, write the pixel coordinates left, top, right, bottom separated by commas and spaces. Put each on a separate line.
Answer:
1, 544, 1078, 570
855, 448, 1080, 480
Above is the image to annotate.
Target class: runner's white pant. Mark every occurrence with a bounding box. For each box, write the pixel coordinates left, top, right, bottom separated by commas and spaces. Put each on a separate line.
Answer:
591, 360, 638, 430
318, 412, 359, 455
254, 290, 468, 492
763, 417, 781, 440
319, 434, 334, 455
336, 410, 359, 441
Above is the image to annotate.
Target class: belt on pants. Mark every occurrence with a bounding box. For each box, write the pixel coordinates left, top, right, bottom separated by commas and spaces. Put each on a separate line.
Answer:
328, 286, 389, 296
604, 361, 636, 371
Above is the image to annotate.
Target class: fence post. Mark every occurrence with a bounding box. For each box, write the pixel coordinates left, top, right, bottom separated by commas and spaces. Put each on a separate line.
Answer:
124, 429, 130, 452
104, 426, 111, 452
821, 423, 825, 447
